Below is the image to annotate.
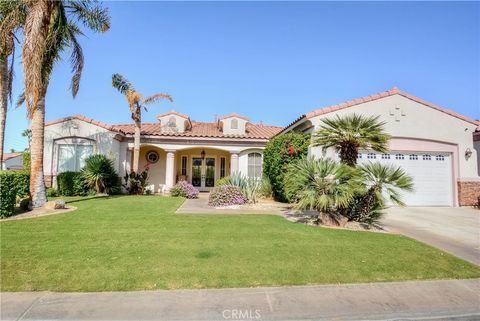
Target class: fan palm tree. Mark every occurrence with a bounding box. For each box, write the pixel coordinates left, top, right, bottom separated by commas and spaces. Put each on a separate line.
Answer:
112, 73, 173, 173
2, 0, 110, 207
284, 157, 363, 213
0, 0, 26, 168
313, 114, 391, 166
22, 128, 31, 150
352, 161, 414, 222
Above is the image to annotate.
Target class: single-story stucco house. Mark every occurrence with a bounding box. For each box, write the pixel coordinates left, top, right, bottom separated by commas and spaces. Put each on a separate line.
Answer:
44, 87, 480, 206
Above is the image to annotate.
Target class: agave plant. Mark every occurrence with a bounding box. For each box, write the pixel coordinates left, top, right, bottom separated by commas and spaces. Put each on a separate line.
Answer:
313, 114, 391, 166
284, 157, 363, 213
81, 154, 119, 194
349, 162, 414, 223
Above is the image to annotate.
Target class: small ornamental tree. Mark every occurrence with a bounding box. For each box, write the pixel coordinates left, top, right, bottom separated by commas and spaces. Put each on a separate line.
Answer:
263, 132, 311, 202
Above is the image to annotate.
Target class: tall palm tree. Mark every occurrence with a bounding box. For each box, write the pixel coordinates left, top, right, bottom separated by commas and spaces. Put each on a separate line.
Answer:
112, 74, 173, 173
313, 114, 391, 166
351, 161, 414, 222
4, 0, 110, 207
0, 0, 26, 168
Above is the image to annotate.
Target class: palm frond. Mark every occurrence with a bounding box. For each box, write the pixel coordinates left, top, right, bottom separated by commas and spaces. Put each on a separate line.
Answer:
66, 1, 110, 33
67, 24, 84, 97
112, 73, 135, 94
143, 93, 173, 105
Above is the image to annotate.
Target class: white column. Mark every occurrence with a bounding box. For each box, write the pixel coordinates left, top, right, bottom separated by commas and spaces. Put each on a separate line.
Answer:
230, 152, 239, 175
165, 150, 176, 189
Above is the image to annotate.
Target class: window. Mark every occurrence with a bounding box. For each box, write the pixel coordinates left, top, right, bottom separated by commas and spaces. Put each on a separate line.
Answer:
367, 153, 376, 159
146, 150, 159, 163
381, 154, 390, 160
167, 116, 177, 128
220, 157, 226, 178
423, 154, 431, 161
247, 152, 262, 178
395, 154, 404, 160
409, 154, 418, 160
357, 153, 362, 159
57, 144, 93, 172
436, 155, 445, 161
181, 156, 187, 176
231, 119, 238, 129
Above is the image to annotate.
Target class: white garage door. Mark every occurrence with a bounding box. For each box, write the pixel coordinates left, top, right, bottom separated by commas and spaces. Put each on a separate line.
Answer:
357, 151, 453, 206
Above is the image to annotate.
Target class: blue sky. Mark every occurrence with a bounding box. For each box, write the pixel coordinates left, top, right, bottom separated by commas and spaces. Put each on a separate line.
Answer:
5, 1, 480, 151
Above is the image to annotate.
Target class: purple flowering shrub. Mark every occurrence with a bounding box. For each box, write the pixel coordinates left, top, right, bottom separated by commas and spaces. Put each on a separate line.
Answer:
170, 181, 199, 199
208, 185, 248, 207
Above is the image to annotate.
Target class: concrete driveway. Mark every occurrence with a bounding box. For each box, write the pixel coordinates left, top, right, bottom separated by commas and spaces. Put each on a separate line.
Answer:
382, 207, 480, 265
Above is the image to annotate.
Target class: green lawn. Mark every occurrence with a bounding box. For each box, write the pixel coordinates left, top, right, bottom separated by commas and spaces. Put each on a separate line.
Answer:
1, 196, 479, 291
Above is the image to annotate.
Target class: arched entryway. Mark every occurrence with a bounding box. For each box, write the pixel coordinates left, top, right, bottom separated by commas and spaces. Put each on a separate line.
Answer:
175, 147, 231, 191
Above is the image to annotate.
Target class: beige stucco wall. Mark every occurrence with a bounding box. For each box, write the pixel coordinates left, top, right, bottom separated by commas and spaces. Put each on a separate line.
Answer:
44, 119, 122, 177
305, 94, 478, 179
220, 117, 248, 135
138, 146, 167, 192
158, 114, 188, 133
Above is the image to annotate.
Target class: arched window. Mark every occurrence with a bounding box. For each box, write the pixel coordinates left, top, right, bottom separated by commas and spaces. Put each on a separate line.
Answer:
248, 152, 262, 178
167, 116, 177, 128
231, 119, 238, 129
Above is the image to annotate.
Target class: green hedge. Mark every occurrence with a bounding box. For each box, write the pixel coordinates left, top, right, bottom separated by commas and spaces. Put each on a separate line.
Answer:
0, 170, 30, 218
262, 132, 311, 202
57, 171, 89, 196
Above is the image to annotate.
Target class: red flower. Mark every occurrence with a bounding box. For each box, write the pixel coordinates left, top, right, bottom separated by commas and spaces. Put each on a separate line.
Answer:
288, 146, 295, 156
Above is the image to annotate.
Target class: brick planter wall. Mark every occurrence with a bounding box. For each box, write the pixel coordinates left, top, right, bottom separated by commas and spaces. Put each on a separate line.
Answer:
457, 181, 480, 207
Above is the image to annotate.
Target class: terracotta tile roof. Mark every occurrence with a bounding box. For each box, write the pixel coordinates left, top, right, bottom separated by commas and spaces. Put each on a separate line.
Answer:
156, 110, 189, 119
46, 114, 282, 139
285, 87, 480, 131
2, 152, 22, 161
218, 113, 250, 121
112, 121, 282, 139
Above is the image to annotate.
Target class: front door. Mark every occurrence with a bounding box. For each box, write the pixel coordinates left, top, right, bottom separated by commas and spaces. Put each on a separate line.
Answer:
191, 157, 215, 191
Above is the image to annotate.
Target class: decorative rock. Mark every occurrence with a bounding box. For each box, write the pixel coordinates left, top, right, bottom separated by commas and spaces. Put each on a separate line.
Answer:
45, 199, 66, 210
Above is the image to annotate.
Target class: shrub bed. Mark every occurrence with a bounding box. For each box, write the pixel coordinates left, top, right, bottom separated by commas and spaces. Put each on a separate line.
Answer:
170, 181, 199, 199
0, 170, 30, 218
57, 171, 90, 196
208, 185, 247, 207
263, 132, 311, 202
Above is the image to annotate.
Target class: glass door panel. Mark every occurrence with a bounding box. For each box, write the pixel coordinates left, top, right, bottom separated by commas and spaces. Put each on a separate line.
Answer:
192, 157, 202, 187
205, 158, 215, 187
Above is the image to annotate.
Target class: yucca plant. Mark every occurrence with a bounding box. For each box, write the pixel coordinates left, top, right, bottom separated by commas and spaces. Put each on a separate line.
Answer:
81, 154, 119, 194
348, 162, 414, 223
313, 114, 391, 166
284, 157, 363, 213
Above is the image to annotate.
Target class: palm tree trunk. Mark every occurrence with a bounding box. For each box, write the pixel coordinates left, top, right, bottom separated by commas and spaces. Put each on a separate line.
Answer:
30, 96, 47, 208
0, 58, 8, 168
132, 119, 141, 173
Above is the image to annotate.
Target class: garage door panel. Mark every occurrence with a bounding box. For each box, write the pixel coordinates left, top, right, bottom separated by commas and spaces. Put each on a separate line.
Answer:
357, 151, 453, 206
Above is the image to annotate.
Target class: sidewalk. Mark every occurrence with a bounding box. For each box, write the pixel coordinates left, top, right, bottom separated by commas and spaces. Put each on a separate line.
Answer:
2, 279, 479, 321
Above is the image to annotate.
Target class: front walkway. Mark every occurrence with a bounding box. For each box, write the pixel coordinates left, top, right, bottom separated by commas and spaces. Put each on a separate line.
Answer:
176, 193, 289, 215
382, 207, 480, 265
2, 279, 479, 320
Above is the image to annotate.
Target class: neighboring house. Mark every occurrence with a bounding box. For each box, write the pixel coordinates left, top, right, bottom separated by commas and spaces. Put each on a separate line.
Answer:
282, 87, 480, 207
1, 152, 23, 170
44, 112, 282, 193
